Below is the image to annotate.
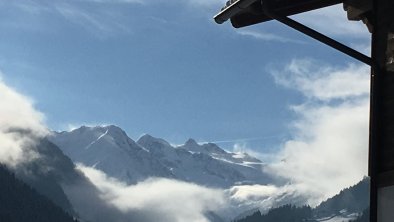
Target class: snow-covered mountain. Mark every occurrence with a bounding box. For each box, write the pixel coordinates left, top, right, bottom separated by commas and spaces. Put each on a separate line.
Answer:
48, 125, 173, 184
48, 125, 274, 188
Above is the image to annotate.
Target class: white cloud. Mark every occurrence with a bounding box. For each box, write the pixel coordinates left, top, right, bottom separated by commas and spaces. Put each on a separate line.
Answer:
54, 3, 132, 38
237, 29, 305, 44
225, 3, 370, 45
0, 72, 48, 167
60, 122, 112, 132
229, 184, 278, 201
293, 4, 370, 39
55, 4, 108, 32
81, 0, 144, 3
77, 164, 226, 222
213, 182, 315, 220
82, 0, 226, 7
272, 58, 370, 101
4, 1, 133, 38
266, 59, 370, 205
75, 163, 309, 221
185, 0, 226, 7
233, 142, 277, 163
12, 1, 51, 15
2, 0, 224, 38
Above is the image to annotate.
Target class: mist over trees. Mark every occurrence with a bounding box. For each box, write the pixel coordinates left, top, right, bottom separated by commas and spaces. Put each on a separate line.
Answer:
314, 177, 369, 218
0, 164, 78, 222
235, 178, 370, 222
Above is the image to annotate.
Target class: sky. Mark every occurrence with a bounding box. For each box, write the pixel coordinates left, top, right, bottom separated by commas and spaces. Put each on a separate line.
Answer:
0, 0, 374, 218
0, 0, 370, 153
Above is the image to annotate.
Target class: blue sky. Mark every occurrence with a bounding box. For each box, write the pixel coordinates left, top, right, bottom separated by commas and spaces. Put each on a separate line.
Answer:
0, 0, 370, 154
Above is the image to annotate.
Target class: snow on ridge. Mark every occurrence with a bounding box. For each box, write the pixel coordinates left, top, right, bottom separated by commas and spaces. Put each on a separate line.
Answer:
85, 129, 108, 149
58, 125, 261, 163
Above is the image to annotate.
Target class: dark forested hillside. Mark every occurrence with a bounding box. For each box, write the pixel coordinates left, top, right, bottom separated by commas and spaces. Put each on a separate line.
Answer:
235, 205, 315, 222
0, 164, 77, 222
14, 139, 79, 214
235, 178, 370, 222
313, 178, 369, 218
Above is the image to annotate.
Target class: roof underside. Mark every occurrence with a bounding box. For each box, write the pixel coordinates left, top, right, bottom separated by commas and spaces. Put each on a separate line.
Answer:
215, 0, 344, 28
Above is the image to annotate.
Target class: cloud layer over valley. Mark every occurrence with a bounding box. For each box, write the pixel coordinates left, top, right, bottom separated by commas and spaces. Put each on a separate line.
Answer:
78, 164, 226, 222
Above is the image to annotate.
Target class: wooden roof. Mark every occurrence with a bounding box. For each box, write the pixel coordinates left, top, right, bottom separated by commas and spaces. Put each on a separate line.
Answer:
214, 0, 344, 28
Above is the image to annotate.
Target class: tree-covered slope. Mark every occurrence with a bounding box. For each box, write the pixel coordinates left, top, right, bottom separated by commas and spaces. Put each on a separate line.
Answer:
234, 178, 370, 222
313, 177, 369, 218
235, 205, 315, 222
14, 138, 79, 214
0, 164, 77, 222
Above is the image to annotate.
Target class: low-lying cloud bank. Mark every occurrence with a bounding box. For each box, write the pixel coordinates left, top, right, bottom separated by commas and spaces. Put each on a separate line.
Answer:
0, 74, 48, 167
266, 59, 370, 205
77, 165, 304, 221
77, 164, 226, 222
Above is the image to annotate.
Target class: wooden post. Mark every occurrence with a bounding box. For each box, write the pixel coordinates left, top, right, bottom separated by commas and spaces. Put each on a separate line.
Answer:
370, 0, 394, 221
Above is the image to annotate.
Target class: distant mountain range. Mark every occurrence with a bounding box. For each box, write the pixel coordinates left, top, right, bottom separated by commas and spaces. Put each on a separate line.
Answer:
48, 125, 274, 188
1, 124, 369, 222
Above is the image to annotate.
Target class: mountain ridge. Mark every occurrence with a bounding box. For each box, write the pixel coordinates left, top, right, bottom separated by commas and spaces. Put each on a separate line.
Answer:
49, 125, 274, 188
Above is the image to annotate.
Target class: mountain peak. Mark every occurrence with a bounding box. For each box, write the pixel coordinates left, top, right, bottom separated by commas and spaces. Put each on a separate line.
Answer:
137, 134, 171, 147
185, 138, 199, 147
202, 143, 227, 154
70, 125, 126, 136
103, 124, 122, 131
138, 133, 154, 141
73, 124, 122, 130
